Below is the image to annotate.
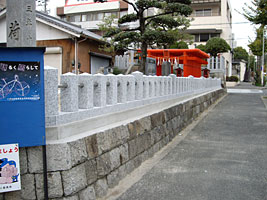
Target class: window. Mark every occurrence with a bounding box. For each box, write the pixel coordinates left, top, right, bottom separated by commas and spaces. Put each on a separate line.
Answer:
87, 13, 93, 21
81, 15, 87, 22
74, 15, 81, 22
194, 34, 200, 42
195, 10, 203, 17
195, 9, 212, 17
193, 33, 221, 42
200, 34, 209, 42
204, 9, 212, 16
104, 12, 112, 18
68, 15, 81, 22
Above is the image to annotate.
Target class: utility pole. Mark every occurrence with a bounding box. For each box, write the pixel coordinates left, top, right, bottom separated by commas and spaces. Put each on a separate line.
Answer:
262, 27, 265, 86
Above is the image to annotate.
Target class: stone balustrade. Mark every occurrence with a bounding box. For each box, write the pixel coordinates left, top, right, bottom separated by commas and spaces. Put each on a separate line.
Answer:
45, 67, 221, 130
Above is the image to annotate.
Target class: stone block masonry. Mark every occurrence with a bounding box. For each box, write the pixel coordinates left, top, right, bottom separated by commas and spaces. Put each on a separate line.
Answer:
1, 88, 225, 199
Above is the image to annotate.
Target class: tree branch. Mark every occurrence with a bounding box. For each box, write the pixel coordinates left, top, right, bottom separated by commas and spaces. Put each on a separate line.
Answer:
144, 12, 173, 21
121, 0, 139, 14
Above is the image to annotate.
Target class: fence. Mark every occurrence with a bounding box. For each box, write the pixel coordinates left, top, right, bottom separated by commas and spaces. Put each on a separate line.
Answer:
115, 51, 135, 70
207, 55, 226, 73
45, 66, 221, 133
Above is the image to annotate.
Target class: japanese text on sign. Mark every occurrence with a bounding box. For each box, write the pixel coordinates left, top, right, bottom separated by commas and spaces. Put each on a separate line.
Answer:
0, 144, 21, 193
0, 61, 40, 102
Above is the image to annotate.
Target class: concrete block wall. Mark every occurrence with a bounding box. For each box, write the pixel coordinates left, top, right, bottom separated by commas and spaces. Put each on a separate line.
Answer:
0, 89, 225, 200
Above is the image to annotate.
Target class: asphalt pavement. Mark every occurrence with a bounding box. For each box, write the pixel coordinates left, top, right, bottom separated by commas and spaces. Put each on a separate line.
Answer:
115, 83, 267, 200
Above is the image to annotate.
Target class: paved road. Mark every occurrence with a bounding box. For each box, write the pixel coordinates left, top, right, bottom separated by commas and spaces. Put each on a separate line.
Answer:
117, 84, 267, 200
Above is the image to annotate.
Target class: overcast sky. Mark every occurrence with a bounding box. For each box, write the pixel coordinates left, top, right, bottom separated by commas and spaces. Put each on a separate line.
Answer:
230, 0, 258, 51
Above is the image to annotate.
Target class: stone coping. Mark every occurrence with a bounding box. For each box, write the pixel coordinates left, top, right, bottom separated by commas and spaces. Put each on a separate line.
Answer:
46, 88, 222, 144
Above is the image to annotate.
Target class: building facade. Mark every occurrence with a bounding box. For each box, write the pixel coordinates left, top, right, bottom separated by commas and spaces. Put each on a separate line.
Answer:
0, 9, 112, 76
187, 0, 233, 76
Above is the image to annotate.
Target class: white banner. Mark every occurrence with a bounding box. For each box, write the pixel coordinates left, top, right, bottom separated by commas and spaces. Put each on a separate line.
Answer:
0, 144, 21, 193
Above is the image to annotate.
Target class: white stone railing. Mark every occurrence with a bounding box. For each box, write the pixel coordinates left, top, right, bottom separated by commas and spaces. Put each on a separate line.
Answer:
44, 66, 221, 127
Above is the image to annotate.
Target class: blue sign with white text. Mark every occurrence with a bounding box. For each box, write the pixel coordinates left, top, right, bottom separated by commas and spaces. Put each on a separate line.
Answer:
0, 47, 45, 147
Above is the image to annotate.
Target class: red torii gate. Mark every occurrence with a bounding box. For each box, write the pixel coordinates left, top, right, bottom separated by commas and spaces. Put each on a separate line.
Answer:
146, 49, 209, 77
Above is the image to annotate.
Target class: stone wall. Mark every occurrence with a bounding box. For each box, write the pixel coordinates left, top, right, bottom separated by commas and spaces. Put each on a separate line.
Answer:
0, 89, 225, 200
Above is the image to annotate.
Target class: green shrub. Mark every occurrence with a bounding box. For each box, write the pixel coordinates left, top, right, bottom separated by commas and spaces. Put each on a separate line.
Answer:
226, 76, 239, 82
113, 67, 122, 75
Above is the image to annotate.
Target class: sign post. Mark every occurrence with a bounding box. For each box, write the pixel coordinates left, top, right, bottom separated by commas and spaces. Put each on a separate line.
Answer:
6, 0, 36, 47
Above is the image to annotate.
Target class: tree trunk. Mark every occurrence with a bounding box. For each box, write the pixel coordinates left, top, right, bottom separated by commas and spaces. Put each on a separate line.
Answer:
139, 11, 147, 74
140, 42, 147, 73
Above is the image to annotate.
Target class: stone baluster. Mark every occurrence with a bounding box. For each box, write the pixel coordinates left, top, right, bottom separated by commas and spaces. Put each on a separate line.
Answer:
117, 74, 127, 104
44, 66, 59, 116
143, 75, 149, 100
132, 71, 144, 100
176, 77, 180, 94
106, 74, 118, 106
169, 74, 176, 95
215, 56, 219, 70
164, 77, 168, 95
148, 76, 155, 98
93, 74, 107, 107
60, 72, 78, 112
160, 76, 164, 96
78, 73, 93, 109
154, 76, 160, 97
126, 74, 135, 102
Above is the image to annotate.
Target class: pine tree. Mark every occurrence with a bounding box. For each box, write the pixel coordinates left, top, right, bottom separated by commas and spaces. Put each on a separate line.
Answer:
103, 0, 192, 71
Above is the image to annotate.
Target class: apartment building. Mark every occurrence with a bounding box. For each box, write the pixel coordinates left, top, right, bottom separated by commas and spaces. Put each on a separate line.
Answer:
56, 0, 134, 35
187, 0, 233, 76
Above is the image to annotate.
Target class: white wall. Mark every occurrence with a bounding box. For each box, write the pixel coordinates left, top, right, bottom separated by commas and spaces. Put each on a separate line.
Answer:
44, 47, 63, 82
36, 21, 71, 41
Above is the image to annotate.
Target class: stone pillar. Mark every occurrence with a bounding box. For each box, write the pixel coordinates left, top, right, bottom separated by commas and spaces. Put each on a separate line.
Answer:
183, 77, 186, 93
93, 74, 107, 107
117, 75, 127, 103
148, 76, 155, 98
78, 73, 93, 109
176, 77, 181, 94
132, 71, 143, 100
154, 77, 160, 97
163, 77, 168, 95
60, 73, 78, 112
44, 66, 58, 116
215, 56, 219, 70
6, 0, 36, 47
188, 76, 192, 92
126, 75, 135, 102
167, 76, 172, 95
169, 74, 176, 95
143, 76, 149, 100
160, 77, 164, 96
106, 74, 117, 106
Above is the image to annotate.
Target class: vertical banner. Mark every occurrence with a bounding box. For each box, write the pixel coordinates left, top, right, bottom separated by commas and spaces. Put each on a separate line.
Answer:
0, 144, 21, 193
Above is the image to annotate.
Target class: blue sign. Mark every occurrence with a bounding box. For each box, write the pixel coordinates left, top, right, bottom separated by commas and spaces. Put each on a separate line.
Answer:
0, 47, 45, 147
